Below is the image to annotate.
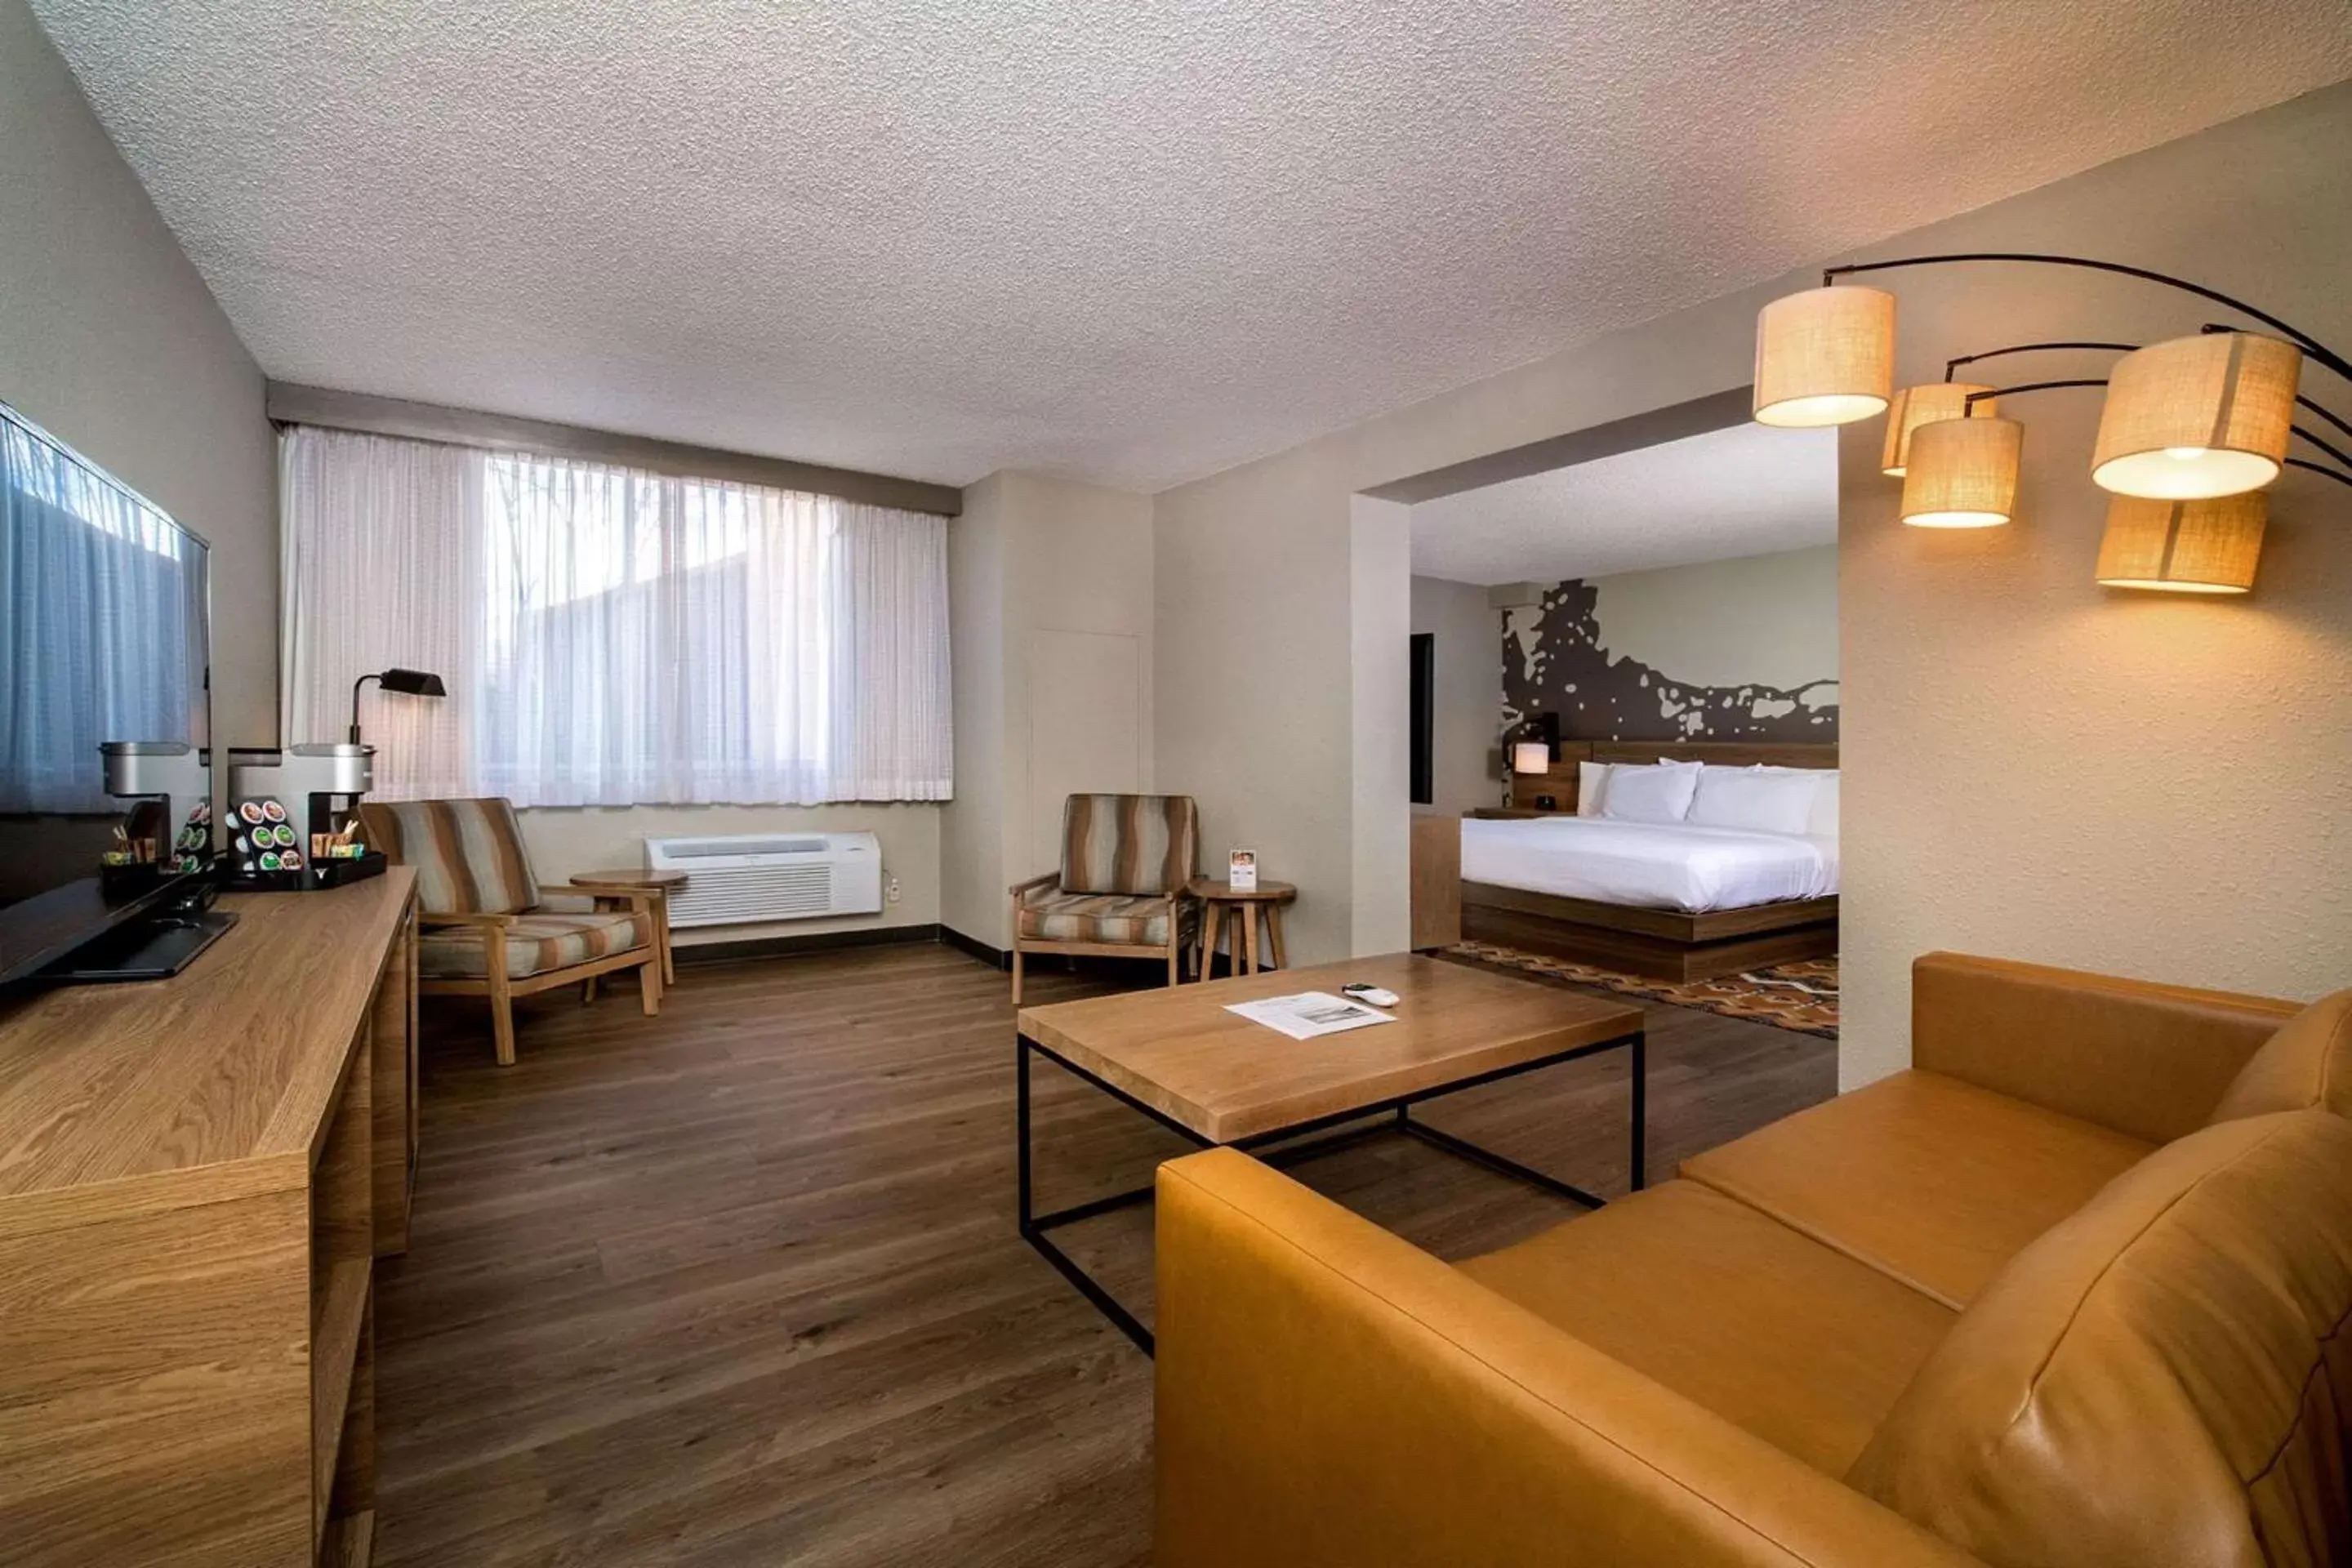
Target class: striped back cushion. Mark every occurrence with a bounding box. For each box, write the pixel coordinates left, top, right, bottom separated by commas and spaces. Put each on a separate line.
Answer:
359, 797, 541, 915
1059, 795, 1198, 897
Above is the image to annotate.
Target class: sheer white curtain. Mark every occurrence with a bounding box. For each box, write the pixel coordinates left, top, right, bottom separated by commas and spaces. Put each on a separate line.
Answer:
2, 405, 207, 812
281, 426, 951, 806
282, 428, 483, 797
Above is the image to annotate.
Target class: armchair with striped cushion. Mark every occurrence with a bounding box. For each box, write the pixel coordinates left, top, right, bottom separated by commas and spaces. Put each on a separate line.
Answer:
359, 797, 663, 1065
1009, 794, 1200, 1004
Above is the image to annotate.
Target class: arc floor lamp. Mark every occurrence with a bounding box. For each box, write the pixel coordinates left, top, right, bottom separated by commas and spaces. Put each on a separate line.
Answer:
1752, 252, 2351, 595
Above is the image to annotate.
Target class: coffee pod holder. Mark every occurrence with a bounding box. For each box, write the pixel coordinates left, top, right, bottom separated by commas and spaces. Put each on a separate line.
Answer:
223, 744, 388, 892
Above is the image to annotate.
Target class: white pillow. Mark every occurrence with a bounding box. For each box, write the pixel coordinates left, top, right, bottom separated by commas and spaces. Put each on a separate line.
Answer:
1748, 764, 1841, 837
1806, 771, 1839, 838
1598, 760, 1703, 824
1576, 761, 1613, 817
1687, 765, 1821, 835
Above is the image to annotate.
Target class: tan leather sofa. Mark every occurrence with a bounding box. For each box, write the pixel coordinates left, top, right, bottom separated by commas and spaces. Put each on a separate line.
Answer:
1154, 952, 2352, 1567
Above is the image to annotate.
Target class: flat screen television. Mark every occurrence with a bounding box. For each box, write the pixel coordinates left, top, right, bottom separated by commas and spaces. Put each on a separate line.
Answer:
0, 401, 217, 985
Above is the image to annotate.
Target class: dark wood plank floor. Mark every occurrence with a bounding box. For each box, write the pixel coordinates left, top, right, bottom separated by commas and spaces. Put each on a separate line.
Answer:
373, 942, 1835, 1567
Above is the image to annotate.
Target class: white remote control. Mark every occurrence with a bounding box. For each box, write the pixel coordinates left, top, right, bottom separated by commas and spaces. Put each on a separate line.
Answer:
1340, 984, 1400, 1007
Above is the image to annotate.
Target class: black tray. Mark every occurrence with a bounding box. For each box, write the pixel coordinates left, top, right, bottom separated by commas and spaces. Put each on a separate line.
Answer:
221, 849, 389, 893
97, 860, 167, 900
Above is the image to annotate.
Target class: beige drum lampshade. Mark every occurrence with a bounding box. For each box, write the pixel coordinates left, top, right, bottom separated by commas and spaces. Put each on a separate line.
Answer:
1900, 416, 2023, 528
1882, 383, 1995, 476
1512, 742, 1551, 775
2095, 492, 2266, 593
2091, 332, 2301, 500
1753, 286, 1895, 427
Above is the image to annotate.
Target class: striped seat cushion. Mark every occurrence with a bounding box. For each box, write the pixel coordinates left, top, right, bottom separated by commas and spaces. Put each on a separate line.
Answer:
420, 910, 651, 980
359, 797, 541, 915
1058, 794, 1199, 897
1018, 887, 1196, 947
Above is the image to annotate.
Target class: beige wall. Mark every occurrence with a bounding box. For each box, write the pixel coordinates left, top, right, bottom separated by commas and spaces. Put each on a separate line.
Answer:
1835, 82, 2352, 1085
1350, 497, 1413, 956
1585, 545, 1838, 693
1410, 575, 1503, 815
940, 473, 1013, 942
1155, 283, 1779, 969
0, 0, 276, 743
942, 470, 1155, 950
1156, 81, 2352, 1085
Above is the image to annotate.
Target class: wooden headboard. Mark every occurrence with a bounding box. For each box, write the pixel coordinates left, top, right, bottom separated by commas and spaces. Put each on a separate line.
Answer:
1589, 740, 1838, 770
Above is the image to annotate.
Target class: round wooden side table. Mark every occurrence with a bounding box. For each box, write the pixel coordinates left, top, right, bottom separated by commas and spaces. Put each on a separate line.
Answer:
1187, 878, 1298, 979
570, 867, 688, 986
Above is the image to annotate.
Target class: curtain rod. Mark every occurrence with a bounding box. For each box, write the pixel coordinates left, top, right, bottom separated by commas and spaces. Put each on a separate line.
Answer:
264, 381, 964, 517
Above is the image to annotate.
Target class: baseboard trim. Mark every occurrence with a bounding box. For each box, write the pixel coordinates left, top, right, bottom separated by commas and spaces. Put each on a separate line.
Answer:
933, 926, 1274, 981
675, 922, 942, 966
939, 925, 1009, 971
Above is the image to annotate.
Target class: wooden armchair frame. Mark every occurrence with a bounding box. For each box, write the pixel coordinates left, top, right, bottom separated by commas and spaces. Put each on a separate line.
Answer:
1009, 872, 1191, 1005
416, 882, 662, 1067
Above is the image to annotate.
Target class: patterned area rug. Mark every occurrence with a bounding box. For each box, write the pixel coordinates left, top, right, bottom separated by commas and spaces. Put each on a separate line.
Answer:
1444, 942, 1840, 1038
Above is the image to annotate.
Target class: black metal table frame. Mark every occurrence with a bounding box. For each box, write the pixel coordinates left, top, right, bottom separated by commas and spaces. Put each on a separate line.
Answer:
1016, 1025, 1646, 1355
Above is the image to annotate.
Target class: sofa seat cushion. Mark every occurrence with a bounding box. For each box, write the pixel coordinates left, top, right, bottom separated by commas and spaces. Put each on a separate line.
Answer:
1681, 1070, 2150, 1310
421, 910, 649, 981
1018, 886, 1191, 947
1456, 1179, 1957, 1475
1850, 1110, 2352, 1568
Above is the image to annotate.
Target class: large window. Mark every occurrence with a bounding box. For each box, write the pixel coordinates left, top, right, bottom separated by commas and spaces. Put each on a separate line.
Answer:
282, 427, 950, 806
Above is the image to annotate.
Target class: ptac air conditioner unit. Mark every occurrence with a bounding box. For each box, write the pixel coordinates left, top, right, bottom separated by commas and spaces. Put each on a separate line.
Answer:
644, 831, 883, 927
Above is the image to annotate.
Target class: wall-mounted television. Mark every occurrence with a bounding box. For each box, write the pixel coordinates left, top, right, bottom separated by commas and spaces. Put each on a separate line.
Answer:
0, 400, 219, 984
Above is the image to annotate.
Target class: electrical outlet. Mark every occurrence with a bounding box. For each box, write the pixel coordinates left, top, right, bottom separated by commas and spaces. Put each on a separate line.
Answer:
885, 874, 901, 904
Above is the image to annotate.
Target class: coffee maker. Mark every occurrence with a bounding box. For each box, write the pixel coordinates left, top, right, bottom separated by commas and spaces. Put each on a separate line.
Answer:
98, 741, 214, 878
224, 743, 387, 888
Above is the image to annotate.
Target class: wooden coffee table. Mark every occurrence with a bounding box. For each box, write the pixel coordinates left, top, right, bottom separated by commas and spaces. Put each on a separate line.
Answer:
1015, 952, 1646, 1352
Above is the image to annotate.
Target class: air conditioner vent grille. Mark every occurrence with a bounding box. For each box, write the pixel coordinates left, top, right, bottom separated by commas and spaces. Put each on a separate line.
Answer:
662, 835, 831, 859
643, 831, 884, 928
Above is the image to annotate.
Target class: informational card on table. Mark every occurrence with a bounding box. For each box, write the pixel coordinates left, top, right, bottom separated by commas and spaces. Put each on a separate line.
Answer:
1225, 991, 1395, 1041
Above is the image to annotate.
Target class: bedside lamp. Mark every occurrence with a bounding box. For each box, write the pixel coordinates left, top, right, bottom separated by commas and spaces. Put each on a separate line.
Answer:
1512, 742, 1551, 776
350, 667, 448, 744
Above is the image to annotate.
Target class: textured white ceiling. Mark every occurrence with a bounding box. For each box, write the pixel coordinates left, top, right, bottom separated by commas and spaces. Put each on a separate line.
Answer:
1411, 422, 1837, 582
27, 2, 2352, 492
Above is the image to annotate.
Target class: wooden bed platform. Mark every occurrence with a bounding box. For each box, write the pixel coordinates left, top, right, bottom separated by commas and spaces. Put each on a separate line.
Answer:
1459, 740, 1838, 982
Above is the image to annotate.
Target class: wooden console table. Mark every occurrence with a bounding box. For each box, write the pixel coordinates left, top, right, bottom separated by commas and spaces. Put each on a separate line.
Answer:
0, 870, 418, 1566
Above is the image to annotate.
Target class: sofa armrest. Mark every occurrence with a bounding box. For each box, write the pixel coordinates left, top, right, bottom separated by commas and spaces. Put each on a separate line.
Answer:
1912, 952, 2301, 1144
1155, 1150, 1977, 1568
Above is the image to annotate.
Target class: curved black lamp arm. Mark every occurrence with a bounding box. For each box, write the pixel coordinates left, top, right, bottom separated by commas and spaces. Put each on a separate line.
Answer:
2297, 395, 2352, 445
1953, 380, 2352, 482
1939, 337, 2352, 445
2288, 459, 2352, 490
2291, 422, 2352, 473
1959, 378, 2110, 404
349, 673, 381, 745
1822, 253, 2352, 384
1943, 341, 2137, 380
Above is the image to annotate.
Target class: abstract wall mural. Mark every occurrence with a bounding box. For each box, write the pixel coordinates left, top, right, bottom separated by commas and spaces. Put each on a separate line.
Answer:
1502, 579, 1839, 743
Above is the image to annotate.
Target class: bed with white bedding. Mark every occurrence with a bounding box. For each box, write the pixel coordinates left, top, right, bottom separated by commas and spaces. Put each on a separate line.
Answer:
1455, 741, 1841, 981
1459, 815, 1838, 914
